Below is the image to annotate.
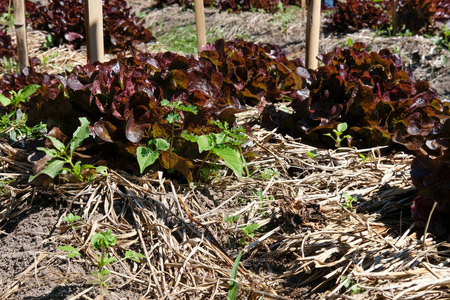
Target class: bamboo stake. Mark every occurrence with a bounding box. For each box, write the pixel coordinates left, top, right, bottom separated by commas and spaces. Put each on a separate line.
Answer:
392, 0, 398, 36
194, 0, 206, 55
84, 0, 104, 63
301, 0, 306, 21
13, 0, 28, 72
305, 0, 321, 70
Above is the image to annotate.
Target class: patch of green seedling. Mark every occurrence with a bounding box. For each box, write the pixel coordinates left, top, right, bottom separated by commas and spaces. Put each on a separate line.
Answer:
29, 117, 108, 182
341, 275, 366, 295
324, 122, 352, 148
239, 223, 259, 245
358, 153, 372, 164
227, 251, 242, 300
58, 229, 146, 295
0, 84, 46, 146
225, 215, 241, 224
342, 193, 358, 210
260, 168, 280, 180
61, 213, 82, 230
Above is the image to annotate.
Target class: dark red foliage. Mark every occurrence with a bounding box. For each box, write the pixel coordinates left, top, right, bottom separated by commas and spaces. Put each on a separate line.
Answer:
153, 0, 289, 13
261, 43, 448, 152
326, 0, 391, 33
27, 0, 155, 53
0, 26, 16, 59
327, 0, 450, 35
397, 0, 436, 34
200, 39, 306, 106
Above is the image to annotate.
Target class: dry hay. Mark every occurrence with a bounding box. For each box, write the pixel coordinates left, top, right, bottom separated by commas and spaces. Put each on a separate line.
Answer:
1, 113, 450, 299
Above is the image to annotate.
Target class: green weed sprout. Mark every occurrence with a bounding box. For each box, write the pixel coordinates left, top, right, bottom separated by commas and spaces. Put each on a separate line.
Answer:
0, 84, 46, 146
58, 229, 145, 295
227, 251, 242, 300
61, 213, 82, 230
239, 223, 259, 245
29, 117, 108, 182
324, 122, 352, 148
341, 275, 365, 295
342, 193, 358, 210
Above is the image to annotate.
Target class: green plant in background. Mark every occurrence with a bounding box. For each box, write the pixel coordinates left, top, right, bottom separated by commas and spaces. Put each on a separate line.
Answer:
239, 223, 259, 245
224, 215, 241, 224
29, 117, 108, 182
260, 168, 280, 180
0, 9, 14, 29
152, 23, 224, 55
324, 122, 352, 148
342, 193, 358, 210
227, 251, 242, 300
358, 153, 372, 164
270, 3, 301, 32
1, 57, 19, 74
61, 213, 82, 230
0, 84, 46, 146
58, 229, 146, 295
43, 34, 55, 49
341, 275, 366, 295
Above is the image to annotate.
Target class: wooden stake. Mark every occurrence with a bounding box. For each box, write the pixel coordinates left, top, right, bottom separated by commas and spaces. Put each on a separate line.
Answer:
194, 0, 206, 55
301, 0, 306, 21
84, 0, 104, 63
305, 0, 321, 70
13, 0, 28, 72
392, 0, 398, 36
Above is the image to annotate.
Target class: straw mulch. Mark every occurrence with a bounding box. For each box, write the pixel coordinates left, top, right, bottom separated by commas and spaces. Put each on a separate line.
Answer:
1, 108, 449, 299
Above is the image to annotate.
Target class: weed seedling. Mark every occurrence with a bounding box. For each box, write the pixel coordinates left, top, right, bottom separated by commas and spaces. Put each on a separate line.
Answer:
29, 117, 108, 182
227, 251, 242, 300
61, 213, 81, 230
224, 215, 241, 224
58, 229, 145, 295
341, 275, 366, 295
324, 122, 352, 148
0, 84, 46, 146
342, 193, 358, 210
307, 149, 317, 158
260, 168, 280, 180
239, 223, 259, 245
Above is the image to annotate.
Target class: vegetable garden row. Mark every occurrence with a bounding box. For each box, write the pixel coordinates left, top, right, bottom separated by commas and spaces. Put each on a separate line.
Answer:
1, 0, 450, 298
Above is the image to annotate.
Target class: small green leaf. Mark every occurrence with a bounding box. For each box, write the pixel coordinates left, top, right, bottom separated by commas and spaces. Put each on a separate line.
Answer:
91, 229, 117, 250
15, 84, 40, 104
96, 166, 108, 175
58, 245, 81, 258
213, 146, 243, 178
245, 223, 259, 234
124, 250, 146, 262
337, 122, 348, 133
197, 135, 214, 152
181, 131, 198, 142
307, 149, 317, 158
153, 138, 170, 151
47, 136, 65, 152
0, 94, 11, 107
137, 146, 159, 173
227, 251, 242, 300
29, 159, 65, 182
69, 117, 90, 154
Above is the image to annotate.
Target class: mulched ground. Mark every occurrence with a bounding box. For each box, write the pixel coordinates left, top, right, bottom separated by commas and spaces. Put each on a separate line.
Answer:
1, 2, 450, 300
